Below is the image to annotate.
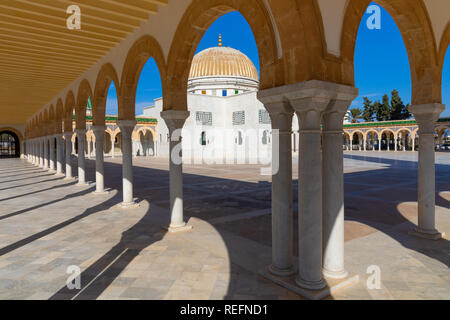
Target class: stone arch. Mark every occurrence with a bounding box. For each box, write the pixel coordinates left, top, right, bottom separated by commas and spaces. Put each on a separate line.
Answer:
112, 128, 121, 142
0, 128, 22, 158
341, 0, 440, 104
105, 127, 115, 139
94, 63, 120, 126
395, 127, 413, 137
119, 35, 166, 120
364, 129, 380, 140
133, 127, 157, 141
64, 91, 76, 132
350, 130, 364, 140
55, 99, 64, 134
38, 113, 44, 137
439, 22, 450, 74
48, 105, 55, 135
381, 129, 396, 137
0, 127, 23, 143
86, 129, 95, 142
104, 130, 113, 154
43, 109, 49, 136
165, 0, 283, 111
76, 79, 94, 130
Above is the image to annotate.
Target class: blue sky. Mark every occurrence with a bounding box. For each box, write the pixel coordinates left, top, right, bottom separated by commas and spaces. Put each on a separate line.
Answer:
106, 5, 450, 118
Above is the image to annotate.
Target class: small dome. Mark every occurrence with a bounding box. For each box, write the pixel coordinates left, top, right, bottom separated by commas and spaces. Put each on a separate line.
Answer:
189, 47, 259, 81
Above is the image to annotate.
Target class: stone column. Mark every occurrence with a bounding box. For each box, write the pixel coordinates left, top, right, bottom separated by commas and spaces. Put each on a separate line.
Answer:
40, 138, 45, 167
257, 91, 295, 277
56, 134, 63, 174
350, 139, 353, 151
293, 99, 327, 289
64, 132, 73, 179
93, 126, 107, 194
43, 137, 49, 169
322, 92, 358, 279
409, 104, 445, 240
49, 136, 56, 172
72, 140, 75, 155
161, 110, 191, 232
76, 130, 87, 186
87, 138, 92, 159
378, 138, 382, 152
36, 140, 39, 165
32, 141, 35, 163
363, 138, 367, 151
30, 141, 34, 164
412, 136, 416, 151
118, 120, 138, 207
394, 138, 398, 152
111, 140, 115, 158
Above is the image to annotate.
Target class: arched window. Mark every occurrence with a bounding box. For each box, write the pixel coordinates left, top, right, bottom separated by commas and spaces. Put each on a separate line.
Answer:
236, 131, 243, 145
0, 131, 19, 158
262, 130, 269, 145
200, 131, 207, 146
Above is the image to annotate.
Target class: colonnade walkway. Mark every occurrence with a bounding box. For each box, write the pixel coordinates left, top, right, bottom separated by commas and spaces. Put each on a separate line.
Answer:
0, 153, 448, 300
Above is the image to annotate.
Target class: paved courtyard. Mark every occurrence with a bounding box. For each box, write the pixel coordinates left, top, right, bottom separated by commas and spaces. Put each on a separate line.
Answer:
0, 151, 449, 300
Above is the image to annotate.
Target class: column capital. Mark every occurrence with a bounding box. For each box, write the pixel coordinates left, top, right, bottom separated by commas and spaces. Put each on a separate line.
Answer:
256, 94, 293, 132
92, 125, 107, 134
259, 81, 358, 131
63, 131, 73, 139
410, 103, 445, 134
161, 110, 190, 132
117, 120, 137, 129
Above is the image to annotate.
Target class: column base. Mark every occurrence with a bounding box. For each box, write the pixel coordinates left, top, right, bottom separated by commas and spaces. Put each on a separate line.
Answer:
118, 200, 140, 209
63, 176, 76, 181
268, 264, 296, 277
323, 268, 348, 280
93, 189, 112, 195
295, 276, 327, 291
76, 181, 90, 187
260, 267, 359, 300
163, 222, 193, 234
409, 228, 445, 240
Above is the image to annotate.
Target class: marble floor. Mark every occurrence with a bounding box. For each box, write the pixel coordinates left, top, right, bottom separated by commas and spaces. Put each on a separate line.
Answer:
0, 151, 448, 300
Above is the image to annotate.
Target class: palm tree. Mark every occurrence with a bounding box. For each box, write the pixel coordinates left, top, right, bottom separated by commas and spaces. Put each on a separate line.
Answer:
349, 108, 362, 123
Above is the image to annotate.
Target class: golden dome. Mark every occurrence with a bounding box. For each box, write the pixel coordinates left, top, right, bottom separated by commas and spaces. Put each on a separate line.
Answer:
189, 47, 259, 81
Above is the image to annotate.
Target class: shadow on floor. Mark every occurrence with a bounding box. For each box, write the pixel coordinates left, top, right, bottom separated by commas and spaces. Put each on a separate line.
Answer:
0, 154, 449, 300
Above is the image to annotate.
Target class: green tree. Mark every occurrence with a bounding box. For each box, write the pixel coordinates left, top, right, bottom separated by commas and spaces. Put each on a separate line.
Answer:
376, 94, 391, 121
349, 108, 362, 123
361, 97, 375, 122
390, 89, 411, 120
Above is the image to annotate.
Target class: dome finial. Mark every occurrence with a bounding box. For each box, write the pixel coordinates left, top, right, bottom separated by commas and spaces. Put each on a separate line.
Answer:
218, 34, 222, 47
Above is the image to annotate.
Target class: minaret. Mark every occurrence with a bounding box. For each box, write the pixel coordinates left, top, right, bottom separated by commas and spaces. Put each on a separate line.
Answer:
218, 34, 222, 47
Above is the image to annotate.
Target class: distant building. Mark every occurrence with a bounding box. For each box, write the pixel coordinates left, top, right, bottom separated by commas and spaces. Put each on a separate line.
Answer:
142, 44, 300, 162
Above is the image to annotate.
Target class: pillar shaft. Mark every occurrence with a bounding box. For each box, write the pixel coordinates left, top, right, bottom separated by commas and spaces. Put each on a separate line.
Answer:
43, 138, 48, 169
64, 133, 73, 179
161, 110, 190, 231
322, 98, 357, 279
295, 106, 325, 289
49, 136, 55, 171
409, 104, 445, 239
93, 126, 106, 193
56, 134, 63, 174
76, 130, 87, 185
118, 121, 136, 205
257, 94, 295, 276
